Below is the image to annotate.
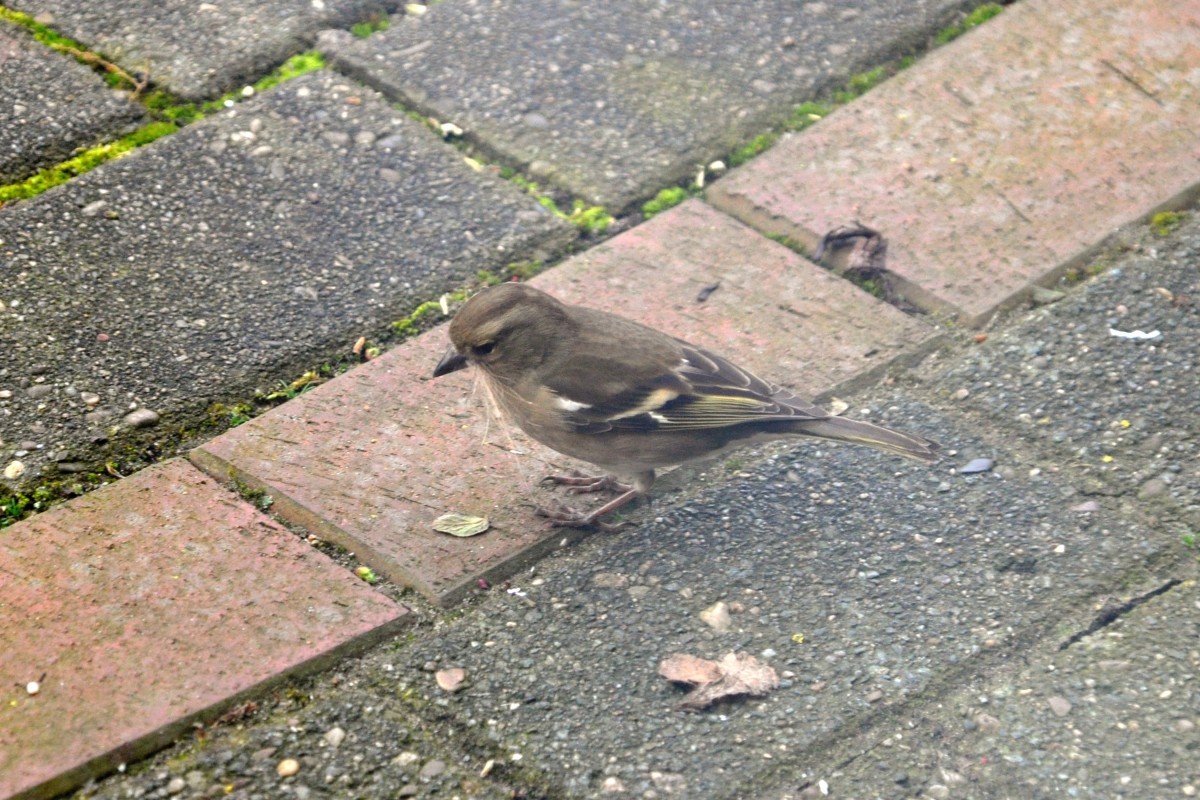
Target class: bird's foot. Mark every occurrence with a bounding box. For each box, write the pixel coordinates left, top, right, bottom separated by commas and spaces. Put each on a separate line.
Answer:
534, 482, 643, 531
535, 502, 632, 532
541, 472, 632, 496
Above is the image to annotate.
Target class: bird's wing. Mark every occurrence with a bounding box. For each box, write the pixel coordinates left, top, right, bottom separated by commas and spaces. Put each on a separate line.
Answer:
547, 341, 829, 434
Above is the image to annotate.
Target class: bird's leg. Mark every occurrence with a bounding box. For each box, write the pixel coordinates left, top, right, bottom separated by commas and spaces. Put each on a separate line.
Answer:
541, 472, 632, 495
535, 470, 655, 530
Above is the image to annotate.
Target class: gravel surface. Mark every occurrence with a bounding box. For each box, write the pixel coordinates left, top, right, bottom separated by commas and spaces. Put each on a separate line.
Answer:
322, 0, 974, 210
0, 19, 145, 183
0, 69, 572, 493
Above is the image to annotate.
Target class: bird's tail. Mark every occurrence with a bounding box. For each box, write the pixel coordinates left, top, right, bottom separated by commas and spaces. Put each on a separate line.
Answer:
793, 416, 940, 462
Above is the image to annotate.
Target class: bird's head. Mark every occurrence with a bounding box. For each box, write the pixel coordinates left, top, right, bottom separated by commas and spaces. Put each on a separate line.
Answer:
433, 282, 574, 384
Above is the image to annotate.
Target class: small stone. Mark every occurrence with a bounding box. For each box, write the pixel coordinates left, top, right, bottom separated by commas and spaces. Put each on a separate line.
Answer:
393, 752, 420, 768
601, 776, 627, 793
57, 462, 89, 474
435, 667, 466, 692
1047, 696, 1071, 717
251, 746, 277, 761
3, 461, 26, 480
185, 771, 205, 790
419, 759, 446, 779
166, 777, 186, 794
398, 785, 418, 798
323, 726, 346, 747
591, 571, 628, 588
1137, 478, 1168, 499
82, 200, 108, 216
974, 712, 1001, 731
954, 388, 970, 400
1070, 500, 1100, 513
123, 408, 160, 428
0, 390, 11, 399
1173, 719, 1195, 733
80, 392, 101, 405
865, 689, 884, 703
277, 758, 300, 777
27, 385, 52, 399
699, 601, 732, 632
1029, 285, 1065, 306
960, 457, 994, 474
926, 786, 950, 800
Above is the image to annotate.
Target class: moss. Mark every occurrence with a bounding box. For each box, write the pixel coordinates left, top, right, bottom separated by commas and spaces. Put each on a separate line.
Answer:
642, 186, 689, 218
351, 14, 391, 38
567, 200, 613, 233
729, 132, 779, 167
1150, 211, 1184, 237
935, 2, 1003, 45
392, 299, 448, 336
785, 101, 832, 132
0, 121, 177, 203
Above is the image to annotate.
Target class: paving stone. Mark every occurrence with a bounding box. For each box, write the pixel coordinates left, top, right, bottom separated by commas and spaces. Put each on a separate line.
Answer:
320, 0, 971, 211
5, 0, 385, 100
789, 575, 1199, 799
0, 69, 573, 491
0, 458, 409, 800
708, 0, 1200, 326
930, 212, 1200, 524
192, 200, 937, 605
0, 20, 145, 184
391, 393, 1173, 798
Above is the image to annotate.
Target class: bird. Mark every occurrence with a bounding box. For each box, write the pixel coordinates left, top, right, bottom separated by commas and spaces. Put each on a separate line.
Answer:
433, 282, 939, 529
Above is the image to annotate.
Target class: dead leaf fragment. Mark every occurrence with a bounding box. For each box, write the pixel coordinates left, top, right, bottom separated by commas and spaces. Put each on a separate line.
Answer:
432, 513, 490, 537
658, 651, 779, 710
435, 667, 466, 692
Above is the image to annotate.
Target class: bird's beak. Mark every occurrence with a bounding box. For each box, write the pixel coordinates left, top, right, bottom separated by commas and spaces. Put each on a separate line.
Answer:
433, 346, 468, 377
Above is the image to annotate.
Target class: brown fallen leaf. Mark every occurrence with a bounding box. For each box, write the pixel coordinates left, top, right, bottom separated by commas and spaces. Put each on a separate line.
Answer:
658, 651, 779, 710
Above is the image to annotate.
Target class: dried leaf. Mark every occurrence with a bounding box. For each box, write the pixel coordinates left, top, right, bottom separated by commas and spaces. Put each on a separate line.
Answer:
658, 651, 779, 710
433, 513, 490, 537
659, 653, 723, 686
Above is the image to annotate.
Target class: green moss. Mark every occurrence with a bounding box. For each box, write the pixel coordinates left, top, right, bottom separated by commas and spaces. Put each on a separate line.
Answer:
785, 101, 832, 132
1151, 211, 1184, 237
642, 186, 689, 218
935, 3, 1003, 45
392, 299, 448, 336
730, 132, 779, 167
0, 121, 178, 202
351, 14, 391, 38
568, 200, 613, 233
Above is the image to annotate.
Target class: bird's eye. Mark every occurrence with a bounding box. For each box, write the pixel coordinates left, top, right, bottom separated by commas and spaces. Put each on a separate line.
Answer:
472, 341, 496, 357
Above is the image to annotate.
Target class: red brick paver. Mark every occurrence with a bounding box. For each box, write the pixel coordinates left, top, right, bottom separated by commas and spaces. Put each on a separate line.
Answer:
193, 200, 936, 605
708, 0, 1200, 326
0, 459, 408, 800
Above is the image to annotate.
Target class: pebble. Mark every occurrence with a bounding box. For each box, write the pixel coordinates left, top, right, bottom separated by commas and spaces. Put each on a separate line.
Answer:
926, 785, 950, 799
27, 385, 52, 399
591, 572, 629, 588
3, 461, 26, 480
123, 408, 160, 428
80, 392, 101, 405
419, 759, 446, 779
0, 390, 11, 400
322, 726, 346, 747
398, 785, 418, 798
699, 601, 732, 632
1070, 500, 1100, 513
1047, 695, 1071, 717
165, 777, 185, 795
954, 388, 970, 400
276, 758, 300, 777
435, 667, 466, 692
392, 752, 420, 768
960, 457, 994, 474
185, 770, 205, 789
1137, 477, 1168, 499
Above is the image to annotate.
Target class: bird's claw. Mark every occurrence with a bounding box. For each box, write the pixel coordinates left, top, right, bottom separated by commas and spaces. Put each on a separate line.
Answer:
541, 473, 632, 496
534, 503, 631, 532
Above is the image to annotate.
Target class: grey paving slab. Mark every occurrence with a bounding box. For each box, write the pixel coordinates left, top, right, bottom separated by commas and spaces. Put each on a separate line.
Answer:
928, 213, 1200, 525
5, 0, 389, 101
0, 458, 409, 800
0, 69, 573, 493
0, 19, 145, 184
771, 574, 1199, 799
320, 0, 972, 211
379, 395, 1173, 799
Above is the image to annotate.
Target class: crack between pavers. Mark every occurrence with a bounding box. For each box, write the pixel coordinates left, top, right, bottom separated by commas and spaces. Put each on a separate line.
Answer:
1099, 59, 1164, 107
1057, 577, 1182, 651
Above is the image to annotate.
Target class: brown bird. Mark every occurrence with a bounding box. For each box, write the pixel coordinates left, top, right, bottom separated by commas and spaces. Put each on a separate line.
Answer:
434, 282, 939, 528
